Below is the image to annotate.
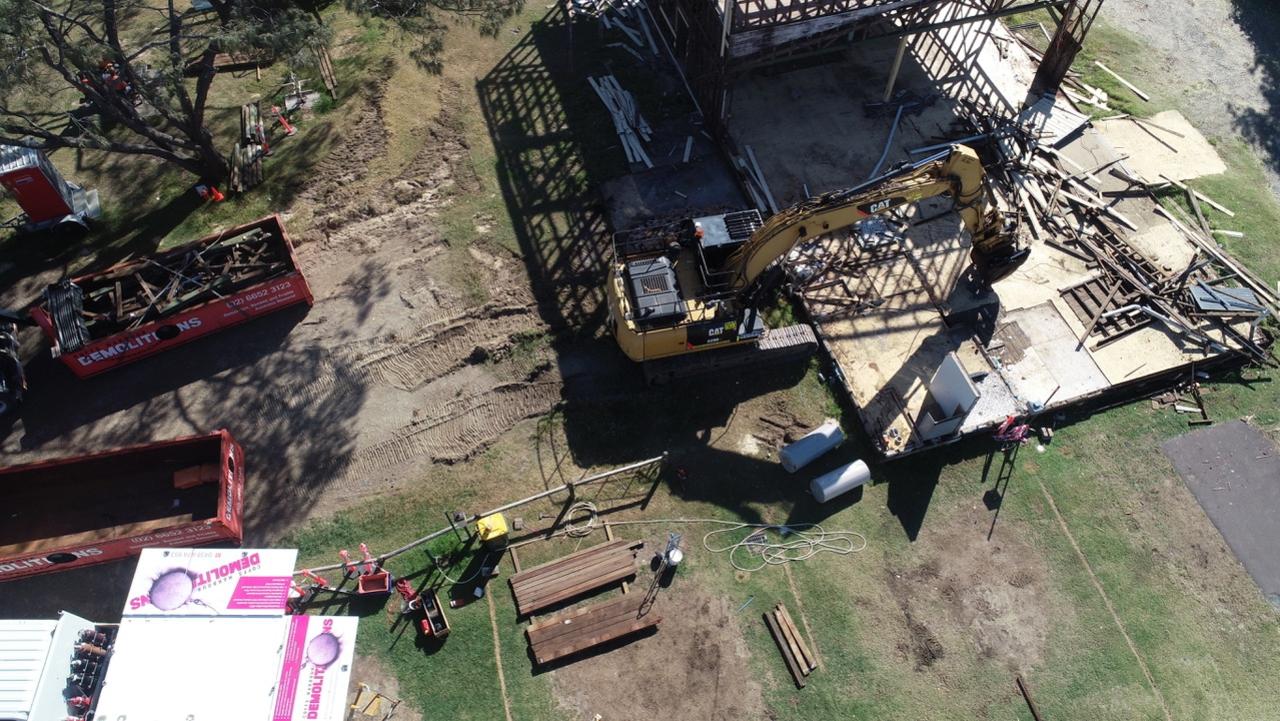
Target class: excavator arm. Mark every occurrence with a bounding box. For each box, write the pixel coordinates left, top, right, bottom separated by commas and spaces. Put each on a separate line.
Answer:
725, 144, 1022, 291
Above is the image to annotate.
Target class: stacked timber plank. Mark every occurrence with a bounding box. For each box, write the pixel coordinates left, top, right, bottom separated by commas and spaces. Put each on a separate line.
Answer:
588, 75, 653, 168
526, 593, 660, 665
314, 44, 338, 98
508, 539, 640, 617
735, 144, 779, 214
229, 103, 267, 193
183, 50, 274, 76
589, 0, 659, 61
763, 602, 817, 688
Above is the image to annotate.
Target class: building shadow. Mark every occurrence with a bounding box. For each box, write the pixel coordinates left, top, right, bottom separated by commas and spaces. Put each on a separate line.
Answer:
1230, 0, 1280, 183
476, 6, 623, 339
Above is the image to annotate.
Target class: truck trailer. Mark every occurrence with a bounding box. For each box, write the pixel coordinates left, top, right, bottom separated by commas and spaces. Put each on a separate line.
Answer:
0, 430, 245, 582
31, 214, 312, 378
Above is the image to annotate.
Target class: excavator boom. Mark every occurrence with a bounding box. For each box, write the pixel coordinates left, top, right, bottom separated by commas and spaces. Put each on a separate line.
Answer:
727, 145, 1015, 290
605, 144, 1025, 374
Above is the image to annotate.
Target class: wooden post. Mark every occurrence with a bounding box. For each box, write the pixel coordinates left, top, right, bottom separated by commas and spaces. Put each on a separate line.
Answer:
883, 35, 909, 102
1016, 676, 1044, 721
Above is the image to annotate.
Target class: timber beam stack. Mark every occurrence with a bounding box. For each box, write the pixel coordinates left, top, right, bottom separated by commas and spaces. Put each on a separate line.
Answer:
526, 593, 660, 665
764, 602, 817, 688
588, 75, 653, 169
230, 102, 266, 193
508, 538, 642, 617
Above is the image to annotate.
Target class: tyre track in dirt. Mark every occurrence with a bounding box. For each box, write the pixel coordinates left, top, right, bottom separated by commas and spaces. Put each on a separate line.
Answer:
338, 380, 563, 490
355, 305, 539, 390
250, 303, 543, 413
252, 70, 557, 505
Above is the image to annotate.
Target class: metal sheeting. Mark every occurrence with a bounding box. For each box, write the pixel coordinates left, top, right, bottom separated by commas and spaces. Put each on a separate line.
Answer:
1190, 283, 1263, 313
0, 145, 41, 176
0, 621, 56, 721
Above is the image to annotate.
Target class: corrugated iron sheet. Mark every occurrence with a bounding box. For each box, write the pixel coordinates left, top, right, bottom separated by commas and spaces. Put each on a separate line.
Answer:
0, 621, 56, 721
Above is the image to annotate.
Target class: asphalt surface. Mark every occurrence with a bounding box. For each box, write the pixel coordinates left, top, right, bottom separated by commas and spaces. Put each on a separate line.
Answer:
1163, 420, 1280, 606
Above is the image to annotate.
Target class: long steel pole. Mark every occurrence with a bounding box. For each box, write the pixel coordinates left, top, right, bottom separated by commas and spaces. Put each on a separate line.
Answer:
295, 453, 668, 575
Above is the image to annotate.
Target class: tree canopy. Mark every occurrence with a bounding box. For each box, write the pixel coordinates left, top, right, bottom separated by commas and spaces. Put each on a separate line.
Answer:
0, 0, 327, 181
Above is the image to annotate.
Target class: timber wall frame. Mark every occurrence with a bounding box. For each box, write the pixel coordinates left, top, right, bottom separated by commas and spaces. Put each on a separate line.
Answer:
647, 0, 1103, 131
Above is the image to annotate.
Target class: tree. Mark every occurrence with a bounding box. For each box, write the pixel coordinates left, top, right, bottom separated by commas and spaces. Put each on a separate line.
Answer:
0, 0, 327, 182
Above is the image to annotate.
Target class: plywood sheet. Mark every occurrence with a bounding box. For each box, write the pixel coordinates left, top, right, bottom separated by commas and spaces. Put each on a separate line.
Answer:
1096, 110, 1226, 183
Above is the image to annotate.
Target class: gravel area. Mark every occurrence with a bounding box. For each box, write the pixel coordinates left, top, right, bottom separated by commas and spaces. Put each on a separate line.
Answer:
1100, 0, 1280, 199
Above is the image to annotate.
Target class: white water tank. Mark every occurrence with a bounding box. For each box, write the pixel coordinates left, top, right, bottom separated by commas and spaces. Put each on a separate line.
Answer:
779, 419, 845, 473
810, 460, 871, 503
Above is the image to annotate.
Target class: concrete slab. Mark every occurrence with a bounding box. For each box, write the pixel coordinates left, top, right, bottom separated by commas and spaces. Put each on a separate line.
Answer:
706, 13, 1247, 459
600, 145, 747, 231
1124, 221, 1198, 276
728, 38, 960, 201
991, 302, 1110, 410
1096, 110, 1227, 183
1162, 421, 1280, 605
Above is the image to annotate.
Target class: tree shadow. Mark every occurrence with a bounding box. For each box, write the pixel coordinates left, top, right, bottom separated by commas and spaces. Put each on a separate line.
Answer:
0, 300, 375, 617
0, 189, 204, 313
1230, 0, 1280, 181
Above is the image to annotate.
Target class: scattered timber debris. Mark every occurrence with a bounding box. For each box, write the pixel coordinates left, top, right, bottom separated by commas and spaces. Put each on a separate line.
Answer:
783, 96, 1275, 370
42, 225, 294, 351
1151, 371, 1214, 426
588, 74, 654, 168
979, 109, 1275, 363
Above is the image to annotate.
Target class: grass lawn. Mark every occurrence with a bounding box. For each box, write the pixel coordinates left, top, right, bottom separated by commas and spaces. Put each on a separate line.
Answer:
7, 2, 1276, 719
275, 9, 1280, 719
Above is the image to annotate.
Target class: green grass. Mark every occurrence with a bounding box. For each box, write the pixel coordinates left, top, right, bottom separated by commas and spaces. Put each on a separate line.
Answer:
272, 9, 1280, 717
1009, 12, 1155, 117
19, 3, 1269, 719
0, 5, 388, 292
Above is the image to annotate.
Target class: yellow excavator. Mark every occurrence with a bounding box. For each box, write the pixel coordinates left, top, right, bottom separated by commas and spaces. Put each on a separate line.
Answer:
605, 144, 1026, 382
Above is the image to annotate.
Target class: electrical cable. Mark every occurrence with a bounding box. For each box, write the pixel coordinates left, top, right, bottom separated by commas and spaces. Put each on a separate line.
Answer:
606, 517, 867, 572
562, 501, 598, 538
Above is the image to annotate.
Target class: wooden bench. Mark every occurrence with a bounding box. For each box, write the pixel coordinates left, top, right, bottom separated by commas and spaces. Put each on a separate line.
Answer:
526, 594, 660, 665
508, 539, 640, 616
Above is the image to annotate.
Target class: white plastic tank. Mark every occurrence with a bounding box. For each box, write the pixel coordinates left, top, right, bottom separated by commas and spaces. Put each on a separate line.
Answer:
810, 460, 871, 503
779, 419, 845, 473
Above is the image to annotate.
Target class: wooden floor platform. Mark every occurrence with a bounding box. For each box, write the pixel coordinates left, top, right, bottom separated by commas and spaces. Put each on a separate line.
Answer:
508, 539, 640, 617
526, 593, 660, 665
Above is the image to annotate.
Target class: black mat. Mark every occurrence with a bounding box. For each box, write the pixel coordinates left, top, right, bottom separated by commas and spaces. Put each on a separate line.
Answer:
1162, 420, 1280, 605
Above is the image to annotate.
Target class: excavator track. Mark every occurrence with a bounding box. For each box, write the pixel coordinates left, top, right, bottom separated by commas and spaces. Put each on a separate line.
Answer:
643, 323, 818, 384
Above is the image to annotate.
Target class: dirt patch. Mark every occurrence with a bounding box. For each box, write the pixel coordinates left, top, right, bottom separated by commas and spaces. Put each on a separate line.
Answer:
886, 512, 1054, 674
260, 67, 559, 509
1, 54, 562, 538
738, 397, 822, 458
350, 653, 422, 721
549, 578, 765, 721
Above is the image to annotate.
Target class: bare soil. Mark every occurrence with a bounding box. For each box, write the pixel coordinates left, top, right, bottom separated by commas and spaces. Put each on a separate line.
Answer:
548, 576, 765, 721
885, 508, 1054, 675
0, 68, 560, 539
350, 653, 423, 721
